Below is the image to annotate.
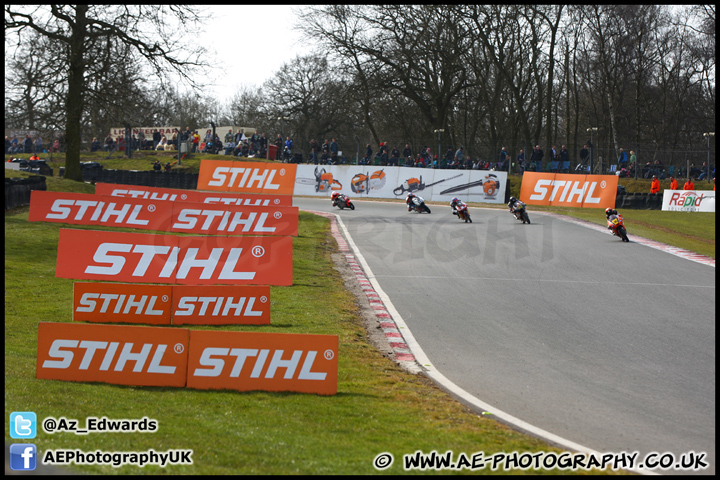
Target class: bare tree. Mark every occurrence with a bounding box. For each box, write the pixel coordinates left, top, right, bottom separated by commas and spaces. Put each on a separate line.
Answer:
5, 5, 208, 181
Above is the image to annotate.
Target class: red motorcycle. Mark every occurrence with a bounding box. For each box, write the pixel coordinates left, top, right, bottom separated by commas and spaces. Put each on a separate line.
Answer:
331, 192, 355, 210
453, 202, 472, 223
607, 213, 629, 242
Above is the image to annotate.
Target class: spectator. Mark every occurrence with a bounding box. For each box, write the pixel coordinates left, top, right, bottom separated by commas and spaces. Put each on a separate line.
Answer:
192, 131, 200, 152
34, 135, 43, 153
402, 144, 413, 165
156, 136, 168, 150
560, 145, 570, 173
285, 136, 293, 153
225, 129, 234, 144
4, 136, 10, 154
153, 129, 161, 149
530, 145, 544, 172
517, 149, 525, 174
224, 140, 236, 156
390, 145, 399, 166
499, 147, 508, 170
669, 176, 678, 190
650, 175, 660, 194
455, 146, 464, 167
618, 148, 628, 169
24, 134, 33, 153
330, 138, 339, 157
321, 139, 330, 157
104, 134, 116, 155
164, 162, 172, 172
137, 130, 145, 150
362, 144, 372, 165
379, 142, 388, 165
274, 134, 283, 160
10, 136, 19, 154
579, 144, 589, 168
683, 178, 695, 190
697, 162, 709, 181
309, 139, 319, 164
153, 160, 162, 171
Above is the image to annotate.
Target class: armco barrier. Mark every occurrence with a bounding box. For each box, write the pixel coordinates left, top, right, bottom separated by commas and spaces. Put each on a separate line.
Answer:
5, 175, 47, 210
615, 192, 663, 210
85, 169, 199, 190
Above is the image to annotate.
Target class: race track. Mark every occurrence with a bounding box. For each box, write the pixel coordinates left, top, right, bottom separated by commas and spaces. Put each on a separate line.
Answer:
294, 196, 715, 475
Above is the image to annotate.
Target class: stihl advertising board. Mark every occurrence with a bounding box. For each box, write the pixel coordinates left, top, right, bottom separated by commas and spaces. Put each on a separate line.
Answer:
73, 283, 271, 325
94, 183, 293, 207
56, 229, 293, 286
37, 323, 338, 394
29, 190, 298, 236
197, 160, 297, 195
36, 322, 189, 387
519, 173, 619, 208
186, 330, 338, 395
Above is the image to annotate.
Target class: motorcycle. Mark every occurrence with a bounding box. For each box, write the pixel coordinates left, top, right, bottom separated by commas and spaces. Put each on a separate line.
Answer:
332, 193, 355, 210
607, 213, 629, 242
407, 196, 431, 214
454, 203, 472, 223
510, 202, 531, 224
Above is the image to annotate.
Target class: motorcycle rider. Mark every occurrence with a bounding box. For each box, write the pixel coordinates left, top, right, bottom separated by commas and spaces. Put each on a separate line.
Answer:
605, 207, 619, 231
450, 197, 466, 215
508, 196, 525, 215
331, 191, 347, 207
406, 192, 424, 212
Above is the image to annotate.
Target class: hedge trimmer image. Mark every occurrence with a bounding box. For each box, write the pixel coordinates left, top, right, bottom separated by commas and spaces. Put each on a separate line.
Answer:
439, 173, 500, 196
351, 170, 387, 194
393, 173, 462, 196
295, 166, 343, 192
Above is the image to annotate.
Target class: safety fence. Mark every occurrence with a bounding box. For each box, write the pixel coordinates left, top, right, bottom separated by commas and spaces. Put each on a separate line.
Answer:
80, 164, 198, 190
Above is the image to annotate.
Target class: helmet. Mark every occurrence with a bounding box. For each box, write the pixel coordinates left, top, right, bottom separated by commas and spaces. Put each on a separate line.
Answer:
331, 192, 339, 200
605, 208, 616, 216
451, 197, 459, 205
407, 192, 415, 198
509, 197, 516, 203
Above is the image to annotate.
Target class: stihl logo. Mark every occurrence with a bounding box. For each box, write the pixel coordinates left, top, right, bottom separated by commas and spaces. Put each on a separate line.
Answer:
172, 210, 277, 233
520, 173, 618, 208
44, 199, 150, 225
77, 293, 165, 315
202, 197, 275, 206
105, 189, 178, 202
43, 340, 177, 374
530, 179, 603, 203
87, 244, 254, 279
186, 330, 338, 394
37, 323, 189, 387
57, 229, 294, 285
175, 296, 264, 317
208, 167, 282, 189
192, 348, 327, 380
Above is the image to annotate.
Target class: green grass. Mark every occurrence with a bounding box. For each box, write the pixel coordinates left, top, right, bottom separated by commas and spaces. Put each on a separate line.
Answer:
6, 193, 617, 475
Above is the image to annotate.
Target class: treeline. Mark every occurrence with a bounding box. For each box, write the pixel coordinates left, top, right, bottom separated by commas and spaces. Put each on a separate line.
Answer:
5, 5, 715, 170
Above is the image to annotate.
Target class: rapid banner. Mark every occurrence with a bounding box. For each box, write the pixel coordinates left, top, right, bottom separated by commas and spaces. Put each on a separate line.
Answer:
36, 322, 189, 387
661, 190, 715, 212
37, 323, 338, 394
519, 172, 618, 208
56, 229, 293, 286
293, 165, 507, 204
94, 183, 293, 207
197, 160, 297, 195
186, 330, 338, 395
29, 190, 298, 236
73, 283, 271, 325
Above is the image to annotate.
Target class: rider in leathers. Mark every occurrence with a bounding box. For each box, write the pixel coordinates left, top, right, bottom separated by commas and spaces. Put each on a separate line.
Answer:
450, 197, 466, 215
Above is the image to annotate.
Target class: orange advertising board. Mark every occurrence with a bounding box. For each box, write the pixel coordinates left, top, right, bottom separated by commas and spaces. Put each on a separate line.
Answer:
73, 283, 172, 325
36, 322, 189, 387
197, 160, 297, 195
519, 173, 618, 208
56, 229, 293, 285
29, 190, 298, 236
186, 330, 338, 395
172, 285, 271, 325
94, 183, 293, 206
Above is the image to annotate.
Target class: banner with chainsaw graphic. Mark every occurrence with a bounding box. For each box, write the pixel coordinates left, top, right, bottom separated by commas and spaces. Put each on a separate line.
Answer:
294, 165, 506, 204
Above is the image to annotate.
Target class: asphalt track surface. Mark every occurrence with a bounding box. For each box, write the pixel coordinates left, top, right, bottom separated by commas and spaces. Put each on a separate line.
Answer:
294, 196, 715, 475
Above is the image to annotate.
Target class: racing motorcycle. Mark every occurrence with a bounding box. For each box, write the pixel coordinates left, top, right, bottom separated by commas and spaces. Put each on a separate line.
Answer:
453, 202, 472, 223
407, 194, 431, 214
510, 202, 531, 224
331, 192, 355, 210
607, 213, 629, 242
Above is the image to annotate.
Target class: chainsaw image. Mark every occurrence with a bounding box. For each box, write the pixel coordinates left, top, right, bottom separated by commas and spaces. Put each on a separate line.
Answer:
295, 166, 343, 192
393, 173, 462, 196
351, 170, 387, 194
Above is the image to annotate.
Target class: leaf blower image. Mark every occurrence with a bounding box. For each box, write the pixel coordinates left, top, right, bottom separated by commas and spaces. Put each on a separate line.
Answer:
393, 173, 462, 196
351, 170, 386, 194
